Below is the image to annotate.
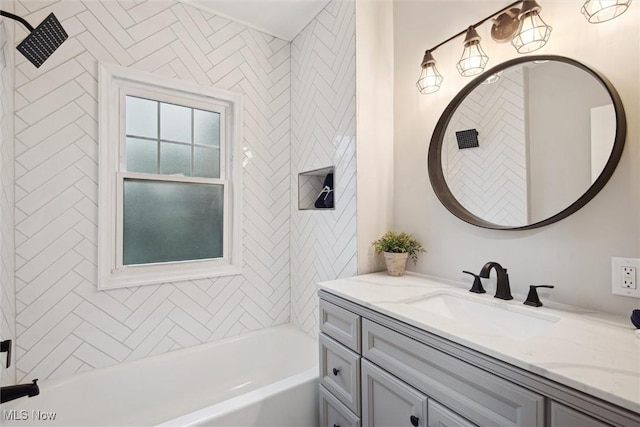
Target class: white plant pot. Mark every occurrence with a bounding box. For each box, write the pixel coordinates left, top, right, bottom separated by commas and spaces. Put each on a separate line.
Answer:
383, 252, 409, 276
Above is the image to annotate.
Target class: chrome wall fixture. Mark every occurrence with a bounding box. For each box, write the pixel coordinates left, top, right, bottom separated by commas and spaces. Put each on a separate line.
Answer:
417, 0, 633, 94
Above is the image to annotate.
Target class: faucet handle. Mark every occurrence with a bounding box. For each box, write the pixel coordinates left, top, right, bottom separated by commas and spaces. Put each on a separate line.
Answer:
0, 339, 11, 369
462, 271, 486, 294
524, 285, 555, 307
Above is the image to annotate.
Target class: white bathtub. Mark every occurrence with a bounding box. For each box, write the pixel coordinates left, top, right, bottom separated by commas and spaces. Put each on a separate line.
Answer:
2, 325, 319, 426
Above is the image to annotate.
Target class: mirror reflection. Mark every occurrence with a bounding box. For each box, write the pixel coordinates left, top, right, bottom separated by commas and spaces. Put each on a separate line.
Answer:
441, 59, 616, 227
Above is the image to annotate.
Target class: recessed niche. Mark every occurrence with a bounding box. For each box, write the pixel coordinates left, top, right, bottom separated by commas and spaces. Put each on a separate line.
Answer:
298, 166, 335, 210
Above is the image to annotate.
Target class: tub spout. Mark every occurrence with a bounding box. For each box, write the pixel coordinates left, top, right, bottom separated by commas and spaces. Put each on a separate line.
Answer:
0, 379, 39, 403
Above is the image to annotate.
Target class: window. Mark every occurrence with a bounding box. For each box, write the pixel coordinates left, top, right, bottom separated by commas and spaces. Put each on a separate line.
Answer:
98, 64, 242, 289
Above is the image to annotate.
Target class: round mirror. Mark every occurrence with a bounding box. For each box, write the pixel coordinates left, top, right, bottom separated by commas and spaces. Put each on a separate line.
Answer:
428, 55, 626, 230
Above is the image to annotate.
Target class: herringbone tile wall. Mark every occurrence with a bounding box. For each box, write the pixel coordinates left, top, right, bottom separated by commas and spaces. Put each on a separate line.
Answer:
290, 0, 357, 336
1, 15, 16, 386
12, 0, 291, 381
443, 68, 528, 226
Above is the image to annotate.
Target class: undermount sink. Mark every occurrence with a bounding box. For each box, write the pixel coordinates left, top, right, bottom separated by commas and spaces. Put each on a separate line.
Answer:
406, 293, 560, 341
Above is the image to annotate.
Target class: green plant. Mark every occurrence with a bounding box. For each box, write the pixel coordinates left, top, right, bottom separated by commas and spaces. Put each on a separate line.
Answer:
372, 231, 425, 264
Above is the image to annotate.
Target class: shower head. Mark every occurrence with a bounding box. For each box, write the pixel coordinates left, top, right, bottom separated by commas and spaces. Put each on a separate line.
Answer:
1, 11, 68, 68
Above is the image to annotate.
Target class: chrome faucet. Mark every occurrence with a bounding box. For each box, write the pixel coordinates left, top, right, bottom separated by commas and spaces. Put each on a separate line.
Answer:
479, 262, 513, 300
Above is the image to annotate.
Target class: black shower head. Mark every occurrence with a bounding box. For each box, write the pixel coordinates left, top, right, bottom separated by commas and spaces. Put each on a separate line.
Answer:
16, 13, 68, 68
1, 11, 68, 68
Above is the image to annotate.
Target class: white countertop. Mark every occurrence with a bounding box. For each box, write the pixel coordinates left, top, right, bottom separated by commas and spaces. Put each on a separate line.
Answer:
318, 272, 640, 414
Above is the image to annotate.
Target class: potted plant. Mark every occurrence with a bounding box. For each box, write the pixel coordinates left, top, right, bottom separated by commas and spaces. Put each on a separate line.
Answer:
372, 231, 425, 276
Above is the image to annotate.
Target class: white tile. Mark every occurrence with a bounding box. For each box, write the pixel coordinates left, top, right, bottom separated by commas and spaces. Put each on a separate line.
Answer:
73, 322, 131, 362
18, 313, 83, 372
167, 307, 209, 342
16, 60, 85, 103
17, 145, 85, 193
73, 342, 118, 369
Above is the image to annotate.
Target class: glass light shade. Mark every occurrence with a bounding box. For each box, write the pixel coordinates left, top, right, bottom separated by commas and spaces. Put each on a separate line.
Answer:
581, 0, 632, 23
417, 51, 443, 94
511, 10, 552, 53
457, 41, 489, 77
416, 64, 444, 94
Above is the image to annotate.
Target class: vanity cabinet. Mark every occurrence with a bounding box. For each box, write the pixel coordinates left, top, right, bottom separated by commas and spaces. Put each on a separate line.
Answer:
550, 402, 611, 427
361, 359, 428, 427
319, 292, 637, 427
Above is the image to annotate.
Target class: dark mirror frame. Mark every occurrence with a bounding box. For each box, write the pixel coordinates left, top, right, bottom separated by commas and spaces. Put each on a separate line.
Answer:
428, 55, 626, 230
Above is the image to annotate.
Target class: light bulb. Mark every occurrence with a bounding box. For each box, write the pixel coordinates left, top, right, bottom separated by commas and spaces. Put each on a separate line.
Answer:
456, 27, 489, 77
511, 1, 552, 54
581, 0, 632, 23
416, 51, 444, 94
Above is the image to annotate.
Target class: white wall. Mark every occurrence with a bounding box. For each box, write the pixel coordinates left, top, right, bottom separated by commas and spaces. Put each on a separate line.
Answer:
290, 0, 357, 335
12, 0, 291, 381
356, 0, 395, 274
0, 4, 16, 385
394, 1, 639, 316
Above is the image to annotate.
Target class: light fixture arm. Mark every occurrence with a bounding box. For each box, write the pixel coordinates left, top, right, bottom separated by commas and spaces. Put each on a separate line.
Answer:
426, 0, 521, 53
0, 10, 35, 32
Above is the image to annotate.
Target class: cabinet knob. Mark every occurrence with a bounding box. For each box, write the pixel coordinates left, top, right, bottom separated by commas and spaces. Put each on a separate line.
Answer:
410, 415, 419, 426
332, 368, 340, 376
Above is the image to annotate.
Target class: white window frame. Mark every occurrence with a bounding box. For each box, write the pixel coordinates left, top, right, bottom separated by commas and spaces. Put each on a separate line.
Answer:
98, 63, 242, 290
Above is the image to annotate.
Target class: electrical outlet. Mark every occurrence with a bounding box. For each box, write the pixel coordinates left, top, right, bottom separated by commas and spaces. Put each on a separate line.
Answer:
622, 266, 636, 289
612, 257, 640, 298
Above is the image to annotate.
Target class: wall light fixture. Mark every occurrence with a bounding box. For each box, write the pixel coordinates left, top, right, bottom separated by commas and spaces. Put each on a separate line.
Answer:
416, 51, 444, 94
581, 0, 632, 23
417, 0, 632, 94
456, 27, 490, 77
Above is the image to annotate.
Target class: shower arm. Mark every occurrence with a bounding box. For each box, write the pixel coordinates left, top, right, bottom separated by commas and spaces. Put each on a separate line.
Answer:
0, 10, 35, 32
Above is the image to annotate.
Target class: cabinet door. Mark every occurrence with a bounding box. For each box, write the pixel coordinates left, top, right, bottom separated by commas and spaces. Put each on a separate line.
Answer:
550, 402, 611, 427
362, 319, 544, 427
428, 400, 477, 427
362, 359, 428, 427
320, 299, 361, 352
320, 385, 361, 427
320, 333, 361, 415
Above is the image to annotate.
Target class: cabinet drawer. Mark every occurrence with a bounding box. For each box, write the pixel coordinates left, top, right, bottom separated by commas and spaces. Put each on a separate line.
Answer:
550, 402, 610, 427
362, 319, 544, 427
320, 299, 361, 352
428, 400, 477, 427
361, 359, 428, 427
320, 385, 361, 427
320, 333, 361, 416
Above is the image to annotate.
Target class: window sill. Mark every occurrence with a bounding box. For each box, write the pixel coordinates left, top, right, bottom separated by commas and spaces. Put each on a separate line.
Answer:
98, 264, 242, 290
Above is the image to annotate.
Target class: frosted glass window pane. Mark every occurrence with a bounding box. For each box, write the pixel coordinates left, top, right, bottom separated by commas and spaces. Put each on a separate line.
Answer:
160, 102, 191, 143
160, 142, 191, 176
123, 180, 223, 265
194, 146, 220, 178
126, 97, 157, 138
126, 137, 158, 173
194, 109, 220, 147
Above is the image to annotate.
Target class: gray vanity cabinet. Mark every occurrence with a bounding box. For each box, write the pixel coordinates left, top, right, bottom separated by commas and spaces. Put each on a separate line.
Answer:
428, 400, 477, 427
320, 333, 361, 415
320, 300, 363, 427
361, 359, 428, 427
318, 294, 635, 427
550, 402, 611, 427
320, 386, 361, 427
362, 319, 544, 427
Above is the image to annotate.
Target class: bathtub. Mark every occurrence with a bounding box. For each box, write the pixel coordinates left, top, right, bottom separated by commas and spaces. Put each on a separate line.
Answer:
1, 325, 319, 426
